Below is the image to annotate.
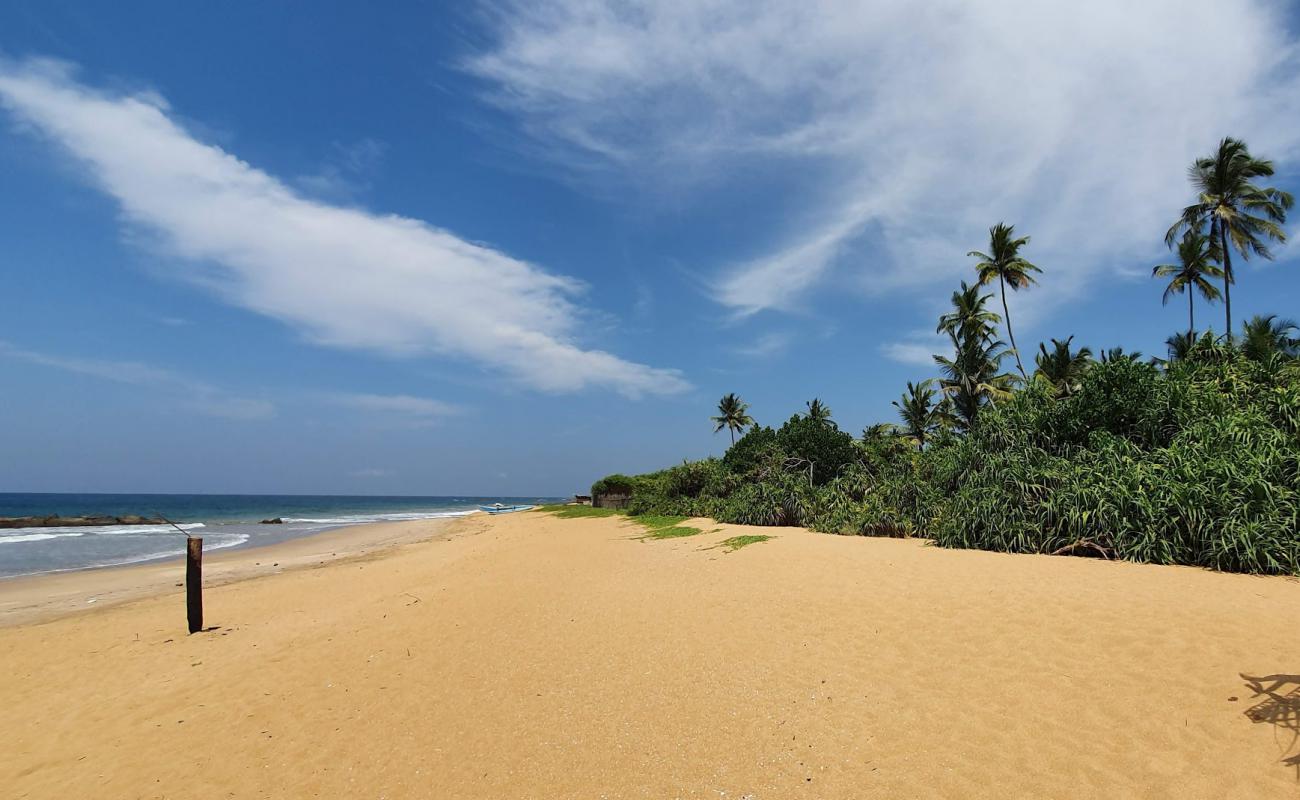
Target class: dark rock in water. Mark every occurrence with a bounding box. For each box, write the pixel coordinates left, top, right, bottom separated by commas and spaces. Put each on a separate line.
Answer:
0, 514, 167, 529
261, 517, 284, 524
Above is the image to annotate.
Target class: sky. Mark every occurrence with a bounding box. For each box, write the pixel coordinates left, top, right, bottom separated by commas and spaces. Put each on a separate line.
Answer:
2, 1, 1300, 496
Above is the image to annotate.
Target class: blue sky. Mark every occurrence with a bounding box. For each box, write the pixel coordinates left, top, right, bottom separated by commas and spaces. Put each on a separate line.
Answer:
2, 1, 1299, 496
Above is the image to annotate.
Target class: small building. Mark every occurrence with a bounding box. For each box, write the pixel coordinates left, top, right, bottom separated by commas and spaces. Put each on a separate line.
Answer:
592, 492, 631, 510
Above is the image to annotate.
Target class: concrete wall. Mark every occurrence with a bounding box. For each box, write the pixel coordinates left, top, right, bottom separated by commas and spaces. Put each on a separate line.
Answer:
592, 492, 631, 509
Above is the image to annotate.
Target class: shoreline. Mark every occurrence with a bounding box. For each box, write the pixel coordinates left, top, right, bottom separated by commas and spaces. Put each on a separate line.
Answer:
0, 513, 477, 627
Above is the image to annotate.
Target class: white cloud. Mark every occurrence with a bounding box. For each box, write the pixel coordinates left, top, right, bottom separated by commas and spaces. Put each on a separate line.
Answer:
0, 58, 688, 397
879, 341, 938, 368
467, 0, 1300, 320
331, 392, 461, 419
0, 340, 274, 420
731, 331, 793, 359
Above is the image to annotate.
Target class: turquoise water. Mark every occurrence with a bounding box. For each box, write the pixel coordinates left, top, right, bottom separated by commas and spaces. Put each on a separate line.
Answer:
0, 493, 560, 578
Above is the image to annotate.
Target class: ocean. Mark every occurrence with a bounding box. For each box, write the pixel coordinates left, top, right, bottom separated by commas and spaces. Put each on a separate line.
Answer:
0, 493, 560, 579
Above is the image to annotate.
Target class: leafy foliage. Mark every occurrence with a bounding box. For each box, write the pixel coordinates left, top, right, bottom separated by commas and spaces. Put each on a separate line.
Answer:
1034, 336, 1093, 398
1167, 137, 1293, 339
607, 350, 1300, 575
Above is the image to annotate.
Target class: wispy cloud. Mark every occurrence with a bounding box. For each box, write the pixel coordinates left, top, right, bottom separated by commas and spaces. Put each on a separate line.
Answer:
295, 137, 388, 199
731, 331, 792, 359
467, 0, 1300, 320
0, 58, 688, 397
879, 329, 948, 368
331, 392, 462, 420
879, 341, 938, 368
0, 340, 274, 420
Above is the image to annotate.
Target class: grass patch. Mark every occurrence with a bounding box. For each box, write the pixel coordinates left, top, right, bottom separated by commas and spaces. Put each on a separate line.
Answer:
641, 525, 704, 540
629, 514, 689, 530
716, 534, 774, 552
535, 504, 625, 519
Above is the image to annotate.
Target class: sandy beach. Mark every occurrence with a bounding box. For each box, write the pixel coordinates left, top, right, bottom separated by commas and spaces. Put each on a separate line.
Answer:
3, 511, 1300, 798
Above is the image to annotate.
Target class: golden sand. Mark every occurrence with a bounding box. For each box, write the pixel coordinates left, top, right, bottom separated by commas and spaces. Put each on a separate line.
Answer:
2, 512, 1299, 798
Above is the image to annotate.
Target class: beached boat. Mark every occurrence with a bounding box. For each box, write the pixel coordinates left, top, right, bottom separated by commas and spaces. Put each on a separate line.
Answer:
478, 503, 535, 514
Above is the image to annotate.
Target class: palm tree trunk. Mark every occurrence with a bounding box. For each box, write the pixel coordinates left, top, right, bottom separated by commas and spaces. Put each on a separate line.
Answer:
1219, 221, 1233, 344
729, 427, 736, 446
1000, 274, 1027, 380
1188, 290, 1194, 338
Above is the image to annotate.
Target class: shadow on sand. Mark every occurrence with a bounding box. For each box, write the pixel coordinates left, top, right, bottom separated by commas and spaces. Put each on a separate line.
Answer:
1241, 673, 1300, 778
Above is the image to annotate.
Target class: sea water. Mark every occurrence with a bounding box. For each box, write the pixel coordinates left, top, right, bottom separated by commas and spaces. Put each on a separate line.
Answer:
0, 493, 560, 578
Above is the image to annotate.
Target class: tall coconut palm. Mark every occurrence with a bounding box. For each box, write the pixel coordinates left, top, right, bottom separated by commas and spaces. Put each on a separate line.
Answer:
711, 392, 754, 445
1033, 336, 1093, 398
892, 379, 940, 449
805, 398, 833, 425
968, 223, 1042, 380
1152, 229, 1223, 337
1166, 137, 1294, 342
937, 282, 1002, 341
934, 283, 1015, 430
1240, 314, 1300, 362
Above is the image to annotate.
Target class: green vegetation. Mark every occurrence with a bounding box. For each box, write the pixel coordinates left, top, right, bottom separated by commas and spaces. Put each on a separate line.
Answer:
641, 526, 705, 540
590, 475, 638, 497
631, 514, 690, 530
1166, 137, 1293, 341
714, 535, 774, 552
591, 137, 1300, 575
536, 504, 625, 519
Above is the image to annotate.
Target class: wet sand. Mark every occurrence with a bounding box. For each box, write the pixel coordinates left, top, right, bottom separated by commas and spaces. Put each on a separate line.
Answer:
2, 511, 1299, 798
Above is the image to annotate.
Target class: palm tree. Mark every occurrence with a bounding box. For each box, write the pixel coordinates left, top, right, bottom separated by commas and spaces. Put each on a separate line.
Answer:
1240, 315, 1299, 362
805, 398, 833, 425
892, 380, 940, 449
934, 283, 1016, 430
711, 392, 754, 445
1033, 336, 1093, 398
1152, 229, 1223, 337
1166, 137, 1294, 342
968, 223, 1042, 380
1164, 331, 1197, 363
1101, 346, 1143, 363
937, 282, 1002, 341
934, 338, 1015, 430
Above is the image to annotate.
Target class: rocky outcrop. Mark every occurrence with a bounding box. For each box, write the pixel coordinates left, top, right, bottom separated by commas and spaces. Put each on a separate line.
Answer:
260, 518, 284, 524
0, 514, 167, 529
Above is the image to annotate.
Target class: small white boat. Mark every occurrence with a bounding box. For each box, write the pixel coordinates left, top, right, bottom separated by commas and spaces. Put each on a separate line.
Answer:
478, 503, 535, 514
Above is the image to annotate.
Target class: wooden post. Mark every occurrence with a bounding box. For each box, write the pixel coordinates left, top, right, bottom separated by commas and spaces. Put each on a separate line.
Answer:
186, 537, 203, 633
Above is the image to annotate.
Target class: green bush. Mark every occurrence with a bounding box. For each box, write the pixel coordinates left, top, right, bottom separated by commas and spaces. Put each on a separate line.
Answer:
602, 352, 1300, 575
772, 414, 859, 486
926, 356, 1300, 574
591, 473, 641, 497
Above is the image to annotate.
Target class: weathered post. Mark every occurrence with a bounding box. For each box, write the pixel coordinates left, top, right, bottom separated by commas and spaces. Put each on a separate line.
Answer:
186, 536, 203, 633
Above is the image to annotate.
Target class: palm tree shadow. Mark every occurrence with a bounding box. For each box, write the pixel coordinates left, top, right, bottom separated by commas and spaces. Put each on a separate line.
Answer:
1241, 673, 1300, 779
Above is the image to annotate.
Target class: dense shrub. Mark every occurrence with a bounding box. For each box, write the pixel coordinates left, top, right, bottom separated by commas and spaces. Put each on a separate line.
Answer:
590, 473, 642, 497
721, 426, 779, 475
927, 356, 1300, 574
600, 352, 1300, 575
772, 414, 859, 486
